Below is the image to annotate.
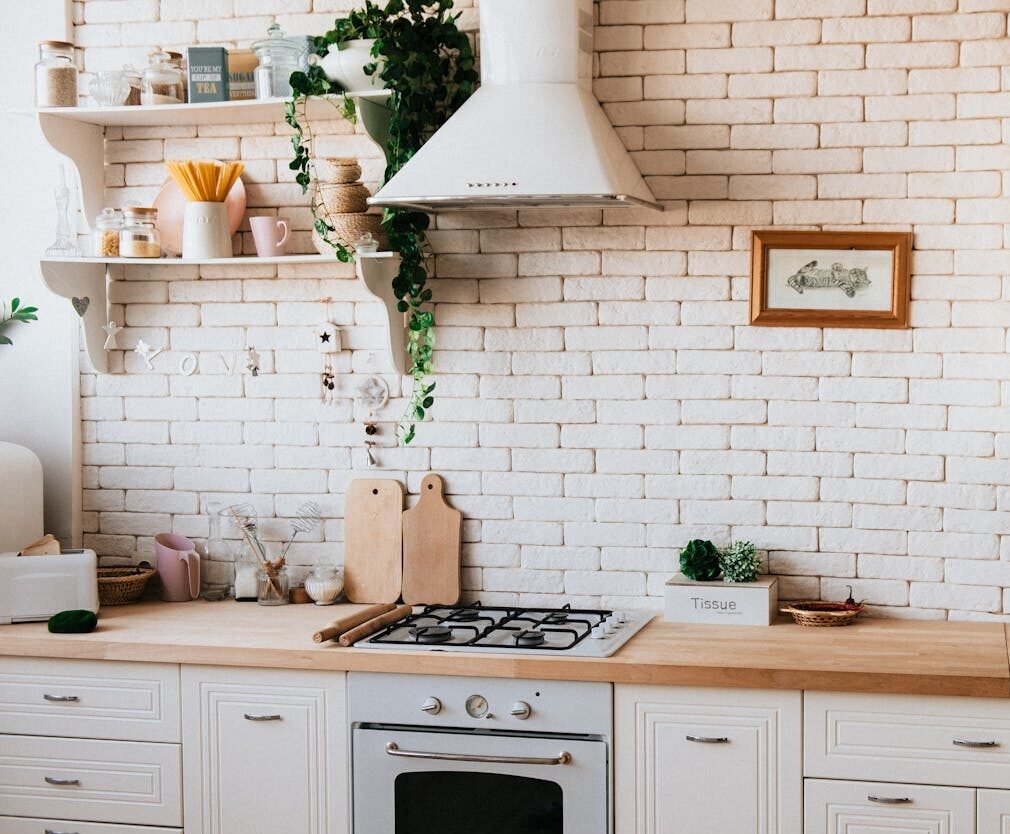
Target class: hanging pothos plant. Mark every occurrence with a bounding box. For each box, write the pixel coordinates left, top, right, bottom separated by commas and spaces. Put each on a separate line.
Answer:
286, 0, 477, 444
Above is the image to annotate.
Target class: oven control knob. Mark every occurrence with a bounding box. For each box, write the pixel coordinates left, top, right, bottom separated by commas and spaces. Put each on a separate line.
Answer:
510, 701, 532, 720
606, 614, 623, 629
420, 697, 442, 715
611, 610, 625, 624
590, 625, 606, 639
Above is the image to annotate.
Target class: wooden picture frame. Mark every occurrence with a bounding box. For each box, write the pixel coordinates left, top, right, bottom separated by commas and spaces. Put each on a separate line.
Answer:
750, 231, 912, 328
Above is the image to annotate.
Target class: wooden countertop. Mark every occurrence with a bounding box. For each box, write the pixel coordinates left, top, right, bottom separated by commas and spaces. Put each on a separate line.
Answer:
1, 600, 1007, 698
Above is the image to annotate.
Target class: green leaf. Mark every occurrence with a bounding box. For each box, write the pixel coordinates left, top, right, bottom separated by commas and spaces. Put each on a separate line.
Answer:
0, 335, 11, 346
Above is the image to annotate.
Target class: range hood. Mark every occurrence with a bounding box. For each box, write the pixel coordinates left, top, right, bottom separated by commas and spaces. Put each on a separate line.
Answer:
368, 0, 661, 213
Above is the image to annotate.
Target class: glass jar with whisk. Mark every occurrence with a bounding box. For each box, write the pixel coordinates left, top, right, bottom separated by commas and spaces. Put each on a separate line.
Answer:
257, 566, 290, 605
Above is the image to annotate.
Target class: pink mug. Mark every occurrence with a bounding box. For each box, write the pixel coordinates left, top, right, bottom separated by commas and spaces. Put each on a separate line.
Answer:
250, 216, 290, 257
155, 533, 200, 602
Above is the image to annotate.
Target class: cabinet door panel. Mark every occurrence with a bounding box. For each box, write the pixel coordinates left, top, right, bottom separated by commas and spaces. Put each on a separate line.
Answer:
182, 666, 347, 834
0, 816, 180, 834
805, 779, 974, 834
615, 685, 801, 834
979, 789, 1010, 834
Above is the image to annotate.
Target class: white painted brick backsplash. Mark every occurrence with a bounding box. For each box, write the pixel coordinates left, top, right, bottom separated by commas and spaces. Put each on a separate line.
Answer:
73, 0, 1010, 616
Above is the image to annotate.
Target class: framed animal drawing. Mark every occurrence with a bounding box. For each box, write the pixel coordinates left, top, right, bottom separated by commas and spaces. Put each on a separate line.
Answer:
750, 231, 912, 328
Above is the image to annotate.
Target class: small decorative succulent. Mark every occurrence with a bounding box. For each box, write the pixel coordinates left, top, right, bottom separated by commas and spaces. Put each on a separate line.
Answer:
679, 539, 722, 581
720, 540, 762, 583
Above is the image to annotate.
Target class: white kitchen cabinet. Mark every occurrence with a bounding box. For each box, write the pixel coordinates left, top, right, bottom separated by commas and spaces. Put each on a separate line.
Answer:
978, 790, 1010, 833
614, 684, 802, 834
182, 665, 347, 834
805, 778, 975, 834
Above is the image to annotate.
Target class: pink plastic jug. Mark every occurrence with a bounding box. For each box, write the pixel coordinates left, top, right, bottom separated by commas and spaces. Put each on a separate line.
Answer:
154, 533, 200, 602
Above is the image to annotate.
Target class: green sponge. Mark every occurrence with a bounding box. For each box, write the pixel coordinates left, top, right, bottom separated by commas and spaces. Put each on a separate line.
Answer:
48, 610, 98, 634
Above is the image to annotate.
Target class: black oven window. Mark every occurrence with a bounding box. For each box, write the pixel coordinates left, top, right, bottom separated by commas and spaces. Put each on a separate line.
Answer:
394, 771, 563, 834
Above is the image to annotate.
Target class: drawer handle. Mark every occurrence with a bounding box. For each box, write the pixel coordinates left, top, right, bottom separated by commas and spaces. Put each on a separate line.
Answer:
46, 829, 81, 834
244, 713, 282, 722
685, 735, 729, 744
44, 776, 81, 787
868, 795, 912, 805
953, 738, 1000, 748
42, 694, 80, 703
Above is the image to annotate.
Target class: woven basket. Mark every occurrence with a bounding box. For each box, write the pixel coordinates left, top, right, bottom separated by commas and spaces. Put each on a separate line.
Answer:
315, 181, 370, 214
315, 157, 362, 184
312, 213, 387, 253
97, 565, 157, 606
780, 601, 864, 627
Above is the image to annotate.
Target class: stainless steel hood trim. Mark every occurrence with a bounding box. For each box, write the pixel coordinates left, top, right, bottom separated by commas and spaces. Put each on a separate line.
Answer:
367, 193, 664, 212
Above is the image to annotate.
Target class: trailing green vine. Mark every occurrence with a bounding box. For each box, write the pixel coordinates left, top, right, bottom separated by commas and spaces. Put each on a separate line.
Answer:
286, 0, 477, 444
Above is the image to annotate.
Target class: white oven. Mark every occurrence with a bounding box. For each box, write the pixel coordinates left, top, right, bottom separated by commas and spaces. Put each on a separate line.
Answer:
349, 673, 612, 834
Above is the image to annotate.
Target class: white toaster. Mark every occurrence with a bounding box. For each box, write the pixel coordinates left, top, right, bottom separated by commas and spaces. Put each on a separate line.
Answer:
0, 549, 100, 624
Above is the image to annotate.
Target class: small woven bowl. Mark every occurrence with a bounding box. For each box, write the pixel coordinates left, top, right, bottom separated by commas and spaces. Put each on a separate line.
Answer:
312, 213, 387, 253
780, 601, 864, 627
315, 181, 370, 214
97, 565, 158, 606
315, 157, 362, 184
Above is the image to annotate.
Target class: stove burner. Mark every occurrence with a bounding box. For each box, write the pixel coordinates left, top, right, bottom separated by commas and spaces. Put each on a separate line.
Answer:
410, 625, 452, 644
542, 611, 569, 625
514, 629, 546, 647
446, 608, 482, 622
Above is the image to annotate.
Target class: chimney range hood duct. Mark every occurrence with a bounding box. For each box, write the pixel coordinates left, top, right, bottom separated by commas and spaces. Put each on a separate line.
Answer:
368, 0, 662, 213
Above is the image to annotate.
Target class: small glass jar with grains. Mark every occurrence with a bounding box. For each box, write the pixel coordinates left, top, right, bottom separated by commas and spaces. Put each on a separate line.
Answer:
120, 207, 161, 258
141, 49, 184, 105
35, 40, 78, 107
94, 208, 123, 257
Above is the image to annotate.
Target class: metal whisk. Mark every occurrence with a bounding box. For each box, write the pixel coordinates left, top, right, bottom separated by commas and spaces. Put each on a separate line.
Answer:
279, 501, 322, 560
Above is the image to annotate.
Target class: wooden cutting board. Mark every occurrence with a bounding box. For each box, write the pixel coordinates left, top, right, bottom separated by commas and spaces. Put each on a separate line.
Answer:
343, 479, 405, 604
401, 473, 462, 606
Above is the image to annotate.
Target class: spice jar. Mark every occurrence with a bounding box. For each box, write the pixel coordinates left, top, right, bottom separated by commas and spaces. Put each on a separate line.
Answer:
94, 208, 123, 258
35, 40, 78, 107
120, 207, 161, 258
141, 49, 184, 105
253, 24, 302, 99
304, 564, 343, 605
257, 566, 290, 606
123, 65, 142, 106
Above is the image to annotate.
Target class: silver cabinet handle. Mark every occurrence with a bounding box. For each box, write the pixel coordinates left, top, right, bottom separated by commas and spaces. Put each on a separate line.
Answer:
43, 694, 79, 703
46, 829, 80, 834
868, 795, 912, 804
243, 713, 282, 722
385, 742, 571, 766
953, 738, 1000, 748
44, 776, 81, 787
685, 735, 729, 744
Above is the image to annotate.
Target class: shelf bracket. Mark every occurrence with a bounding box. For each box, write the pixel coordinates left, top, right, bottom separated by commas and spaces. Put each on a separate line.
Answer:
355, 252, 407, 376
38, 113, 104, 233
39, 260, 109, 374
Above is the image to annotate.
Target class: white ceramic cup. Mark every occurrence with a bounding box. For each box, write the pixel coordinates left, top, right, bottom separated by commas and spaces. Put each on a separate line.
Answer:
182, 201, 233, 259
250, 216, 291, 257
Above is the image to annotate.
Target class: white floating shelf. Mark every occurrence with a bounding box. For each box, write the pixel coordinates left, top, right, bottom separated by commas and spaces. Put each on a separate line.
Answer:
41, 255, 341, 267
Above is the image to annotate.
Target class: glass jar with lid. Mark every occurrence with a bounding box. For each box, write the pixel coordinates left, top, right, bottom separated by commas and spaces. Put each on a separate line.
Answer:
122, 65, 142, 106
253, 24, 302, 99
164, 50, 187, 102
35, 40, 78, 107
120, 207, 161, 258
94, 208, 123, 258
141, 49, 184, 105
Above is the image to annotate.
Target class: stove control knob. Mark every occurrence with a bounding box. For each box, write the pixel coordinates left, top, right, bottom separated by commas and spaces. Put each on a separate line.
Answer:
611, 610, 626, 623
606, 615, 623, 629
510, 701, 532, 720
420, 697, 442, 715
590, 625, 607, 639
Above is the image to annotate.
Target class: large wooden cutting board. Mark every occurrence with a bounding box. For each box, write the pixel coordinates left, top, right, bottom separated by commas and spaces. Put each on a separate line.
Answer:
401, 473, 462, 606
343, 479, 405, 604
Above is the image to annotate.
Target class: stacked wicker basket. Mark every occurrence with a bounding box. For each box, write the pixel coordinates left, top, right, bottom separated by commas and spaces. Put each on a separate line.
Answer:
311, 157, 387, 254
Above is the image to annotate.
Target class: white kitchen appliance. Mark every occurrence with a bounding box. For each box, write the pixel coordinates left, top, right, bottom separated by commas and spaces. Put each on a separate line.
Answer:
352, 603, 652, 657
350, 672, 612, 833
0, 549, 99, 624
369, 0, 660, 212
0, 441, 44, 552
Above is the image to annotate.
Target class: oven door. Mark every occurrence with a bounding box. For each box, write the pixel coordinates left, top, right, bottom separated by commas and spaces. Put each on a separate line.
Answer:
352, 726, 609, 834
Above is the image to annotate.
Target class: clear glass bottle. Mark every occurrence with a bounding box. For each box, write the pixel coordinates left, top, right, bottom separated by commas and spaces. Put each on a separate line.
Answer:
252, 24, 301, 99
120, 206, 161, 258
93, 208, 122, 258
35, 40, 78, 108
199, 503, 236, 601
141, 49, 184, 105
257, 567, 290, 605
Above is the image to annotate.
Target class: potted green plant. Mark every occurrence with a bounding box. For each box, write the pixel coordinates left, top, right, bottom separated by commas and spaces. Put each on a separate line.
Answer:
286, 0, 477, 445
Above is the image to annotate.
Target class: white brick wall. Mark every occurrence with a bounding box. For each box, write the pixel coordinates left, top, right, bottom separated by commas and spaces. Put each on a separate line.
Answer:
75, 0, 1010, 618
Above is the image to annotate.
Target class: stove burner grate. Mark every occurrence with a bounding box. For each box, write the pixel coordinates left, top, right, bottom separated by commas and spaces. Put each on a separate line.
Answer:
513, 629, 546, 647
409, 625, 453, 644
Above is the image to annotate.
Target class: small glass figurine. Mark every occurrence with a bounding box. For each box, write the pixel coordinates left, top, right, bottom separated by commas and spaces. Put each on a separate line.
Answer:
45, 165, 80, 257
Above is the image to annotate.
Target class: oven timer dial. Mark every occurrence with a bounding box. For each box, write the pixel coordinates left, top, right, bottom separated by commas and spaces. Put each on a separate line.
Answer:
465, 694, 490, 719
510, 701, 532, 720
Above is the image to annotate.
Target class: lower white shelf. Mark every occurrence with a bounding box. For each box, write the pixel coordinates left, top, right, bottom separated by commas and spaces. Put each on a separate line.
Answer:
41, 254, 339, 266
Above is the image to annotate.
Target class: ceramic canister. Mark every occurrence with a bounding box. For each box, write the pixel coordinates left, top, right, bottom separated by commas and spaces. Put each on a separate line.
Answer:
182, 201, 232, 259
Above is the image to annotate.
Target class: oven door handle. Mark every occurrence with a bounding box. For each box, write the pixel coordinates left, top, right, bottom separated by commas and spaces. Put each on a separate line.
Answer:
385, 741, 572, 766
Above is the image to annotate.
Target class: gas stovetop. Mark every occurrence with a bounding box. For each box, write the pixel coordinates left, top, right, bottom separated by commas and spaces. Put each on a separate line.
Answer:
352, 603, 653, 657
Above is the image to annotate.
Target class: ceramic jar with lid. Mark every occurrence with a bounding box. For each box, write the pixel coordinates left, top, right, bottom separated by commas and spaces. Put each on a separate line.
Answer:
252, 24, 302, 99
35, 40, 78, 107
142, 49, 184, 105
120, 207, 161, 258
304, 564, 344, 605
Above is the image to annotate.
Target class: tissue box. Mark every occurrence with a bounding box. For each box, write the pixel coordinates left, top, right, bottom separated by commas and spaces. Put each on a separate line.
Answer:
664, 573, 778, 626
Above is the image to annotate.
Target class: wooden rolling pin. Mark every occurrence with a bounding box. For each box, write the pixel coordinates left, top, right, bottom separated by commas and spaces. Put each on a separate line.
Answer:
338, 604, 412, 647
312, 603, 396, 643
